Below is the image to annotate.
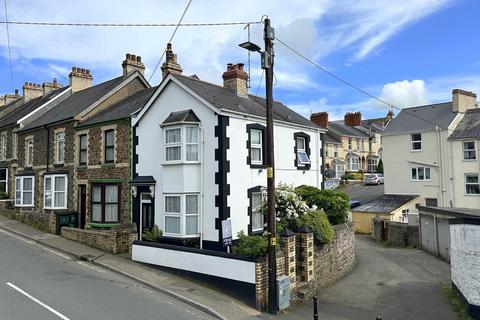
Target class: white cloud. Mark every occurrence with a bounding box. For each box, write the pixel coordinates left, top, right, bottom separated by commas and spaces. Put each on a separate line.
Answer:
379, 80, 429, 108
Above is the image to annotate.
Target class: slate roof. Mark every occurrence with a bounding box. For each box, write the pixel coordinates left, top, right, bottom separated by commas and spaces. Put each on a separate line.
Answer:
353, 194, 418, 213
324, 132, 342, 144
172, 74, 320, 129
162, 109, 201, 125
329, 121, 369, 138
383, 102, 457, 136
0, 87, 69, 129
417, 205, 480, 218
20, 76, 125, 132
130, 175, 156, 185
79, 86, 158, 127
449, 108, 480, 139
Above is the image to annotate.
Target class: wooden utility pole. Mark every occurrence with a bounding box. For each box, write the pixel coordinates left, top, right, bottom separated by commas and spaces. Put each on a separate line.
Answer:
264, 17, 277, 314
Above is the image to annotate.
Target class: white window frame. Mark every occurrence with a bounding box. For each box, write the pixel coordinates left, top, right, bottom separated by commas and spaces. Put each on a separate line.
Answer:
334, 145, 338, 158
55, 132, 65, 164
15, 176, 35, 207
463, 141, 476, 160
411, 167, 431, 181
0, 132, 7, 160
251, 191, 265, 232
250, 129, 263, 165
356, 138, 360, 151
348, 156, 359, 171
411, 133, 422, 151
465, 173, 480, 195
44, 174, 68, 209
163, 193, 200, 237
367, 158, 378, 172
0, 168, 8, 193
26, 138, 34, 167
185, 126, 199, 162
296, 137, 311, 166
163, 126, 200, 163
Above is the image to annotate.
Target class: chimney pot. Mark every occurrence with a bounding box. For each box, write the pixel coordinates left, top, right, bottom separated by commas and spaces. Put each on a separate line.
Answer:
122, 52, 146, 77
69, 65, 93, 92
14, 89, 18, 95
126, 53, 131, 60
137, 56, 141, 62
310, 112, 328, 128
222, 62, 248, 96
161, 43, 183, 79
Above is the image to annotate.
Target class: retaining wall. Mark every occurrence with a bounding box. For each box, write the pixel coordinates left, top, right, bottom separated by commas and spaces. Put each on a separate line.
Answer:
372, 217, 419, 247
0, 209, 56, 234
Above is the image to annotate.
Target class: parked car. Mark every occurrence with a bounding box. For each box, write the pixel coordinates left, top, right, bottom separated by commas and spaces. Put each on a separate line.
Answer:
349, 200, 362, 209
364, 173, 384, 185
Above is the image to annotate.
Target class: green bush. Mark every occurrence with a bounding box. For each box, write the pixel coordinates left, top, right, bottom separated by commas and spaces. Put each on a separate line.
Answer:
142, 225, 163, 242
376, 159, 384, 174
298, 210, 334, 245
341, 171, 363, 180
295, 186, 349, 225
232, 232, 268, 258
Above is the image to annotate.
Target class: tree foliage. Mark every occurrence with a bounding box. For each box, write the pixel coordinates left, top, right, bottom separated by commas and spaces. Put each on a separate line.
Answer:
376, 159, 384, 173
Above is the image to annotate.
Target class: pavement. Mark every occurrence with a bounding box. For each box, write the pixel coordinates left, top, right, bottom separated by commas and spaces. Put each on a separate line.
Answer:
0, 214, 261, 320
339, 183, 384, 204
261, 235, 457, 320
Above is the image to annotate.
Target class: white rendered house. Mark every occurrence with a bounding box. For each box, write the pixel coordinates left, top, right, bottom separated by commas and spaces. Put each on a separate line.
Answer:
382, 89, 478, 210
131, 49, 325, 250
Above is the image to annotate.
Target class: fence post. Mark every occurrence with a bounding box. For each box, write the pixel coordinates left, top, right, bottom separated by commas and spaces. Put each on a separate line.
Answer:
313, 296, 318, 320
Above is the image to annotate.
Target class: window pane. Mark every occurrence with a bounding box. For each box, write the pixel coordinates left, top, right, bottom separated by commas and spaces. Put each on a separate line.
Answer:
92, 204, 102, 221
296, 137, 305, 150
57, 140, 64, 162
297, 151, 310, 164
425, 168, 431, 180
466, 184, 480, 194
411, 168, 417, 180
80, 150, 87, 164
166, 146, 181, 161
105, 185, 118, 203
186, 127, 198, 143
251, 147, 262, 162
23, 192, 32, 205
54, 177, 65, 191
105, 130, 114, 146
464, 141, 474, 150
418, 168, 424, 180
45, 191, 52, 207
165, 216, 181, 234
15, 191, 21, 204
80, 135, 87, 149
165, 196, 180, 213
186, 216, 198, 235
15, 178, 20, 191
411, 133, 421, 141
166, 129, 181, 144
45, 177, 52, 191
0, 168, 6, 181
186, 145, 198, 161
0, 182, 6, 193
251, 130, 261, 145
23, 178, 33, 191
252, 193, 263, 212
186, 195, 198, 214
105, 147, 114, 162
466, 175, 479, 183
54, 192, 65, 208
92, 186, 101, 202
252, 212, 264, 231
105, 204, 118, 222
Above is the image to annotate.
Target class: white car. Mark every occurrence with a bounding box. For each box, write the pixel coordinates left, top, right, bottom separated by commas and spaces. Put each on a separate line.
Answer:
364, 173, 384, 185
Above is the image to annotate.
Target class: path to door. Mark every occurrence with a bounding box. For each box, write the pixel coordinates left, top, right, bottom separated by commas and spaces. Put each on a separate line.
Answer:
262, 235, 457, 320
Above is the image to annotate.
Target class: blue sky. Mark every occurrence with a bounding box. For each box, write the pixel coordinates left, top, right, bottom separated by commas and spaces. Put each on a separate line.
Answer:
1, 0, 479, 120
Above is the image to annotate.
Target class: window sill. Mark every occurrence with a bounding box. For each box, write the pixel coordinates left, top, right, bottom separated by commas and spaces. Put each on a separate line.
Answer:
77, 165, 87, 170
463, 159, 477, 162
44, 207, 68, 210
101, 163, 116, 168
162, 161, 201, 166
250, 164, 268, 169
15, 205, 34, 208
53, 163, 64, 167
88, 222, 119, 229
464, 194, 480, 197
410, 150, 422, 153
162, 233, 200, 238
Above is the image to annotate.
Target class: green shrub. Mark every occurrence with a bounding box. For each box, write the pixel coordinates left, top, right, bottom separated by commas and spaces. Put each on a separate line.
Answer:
295, 186, 349, 225
298, 210, 334, 245
142, 225, 163, 242
376, 159, 384, 174
232, 232, 268, 258
341, 171, 363, 180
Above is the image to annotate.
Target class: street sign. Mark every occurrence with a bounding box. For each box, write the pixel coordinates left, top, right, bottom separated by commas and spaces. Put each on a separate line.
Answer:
222, 219, 232, 247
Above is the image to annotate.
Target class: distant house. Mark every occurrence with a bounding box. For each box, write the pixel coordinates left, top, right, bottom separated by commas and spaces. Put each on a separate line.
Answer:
131, 44, 326, 250
310, 111, 392, 178
382, 89, 478, 209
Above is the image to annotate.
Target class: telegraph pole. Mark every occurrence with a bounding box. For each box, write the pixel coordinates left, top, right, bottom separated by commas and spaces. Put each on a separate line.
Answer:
264, 17, 278, 314
369, 123, 373, 173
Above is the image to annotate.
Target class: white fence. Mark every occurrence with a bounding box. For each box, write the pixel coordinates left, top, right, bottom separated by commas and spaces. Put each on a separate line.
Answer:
132, 241, 257, 284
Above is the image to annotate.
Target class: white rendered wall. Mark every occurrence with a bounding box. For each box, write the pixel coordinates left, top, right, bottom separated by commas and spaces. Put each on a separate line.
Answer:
132, 244, 256, 283
450, 223, 480, 306
450, 139, 480, 209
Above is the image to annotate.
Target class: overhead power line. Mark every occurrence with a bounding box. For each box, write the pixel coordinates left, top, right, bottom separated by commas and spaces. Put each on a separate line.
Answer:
148, 0, 192, 82
274, 36, 451, 131
0, 20, 262, 27
3, 0, 14, 91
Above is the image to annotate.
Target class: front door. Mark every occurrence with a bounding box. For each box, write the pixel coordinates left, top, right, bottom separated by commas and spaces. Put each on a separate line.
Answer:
140, 193, 154, 233
78, 185, 87, 229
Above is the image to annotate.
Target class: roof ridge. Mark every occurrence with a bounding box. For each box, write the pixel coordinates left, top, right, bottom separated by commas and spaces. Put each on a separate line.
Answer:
401, 101, 451, 110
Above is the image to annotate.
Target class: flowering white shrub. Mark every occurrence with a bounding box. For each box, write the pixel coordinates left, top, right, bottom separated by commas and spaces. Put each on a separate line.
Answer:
260, 183, 309, 221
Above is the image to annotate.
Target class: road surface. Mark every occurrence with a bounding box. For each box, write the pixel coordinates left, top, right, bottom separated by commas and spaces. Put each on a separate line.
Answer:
0, 228, 214, 320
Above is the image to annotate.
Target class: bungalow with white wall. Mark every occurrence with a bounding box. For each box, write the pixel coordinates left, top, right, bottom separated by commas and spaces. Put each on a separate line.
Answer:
131, 45, 325, 251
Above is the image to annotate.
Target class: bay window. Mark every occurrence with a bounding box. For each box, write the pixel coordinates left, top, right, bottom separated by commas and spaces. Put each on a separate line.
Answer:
186, 127, 199, 161
164, 194, 199, 236
44, 174, 67, 209
164, 126, 199, 163
91, 184, 119, 223
15, 176, 34, 207
348, 156, 359, 171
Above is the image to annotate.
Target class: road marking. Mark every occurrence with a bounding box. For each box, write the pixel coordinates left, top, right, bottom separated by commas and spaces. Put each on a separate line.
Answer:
6, 282, 71, 320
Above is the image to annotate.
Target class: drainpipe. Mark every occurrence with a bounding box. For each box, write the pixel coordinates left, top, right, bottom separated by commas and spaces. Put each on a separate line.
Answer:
436, 126, 446, 206
316, 129, 321, 189
199, 124, 205, 249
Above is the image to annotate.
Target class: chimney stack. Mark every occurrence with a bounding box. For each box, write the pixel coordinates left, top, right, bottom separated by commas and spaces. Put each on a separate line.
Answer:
161, 43, 183, 79
386, 110, 394, 121
310, 112, 328, 128
42, 78, 62, 96
0, 89, 21, 107
344, 112, 362, 126
452, 89, 477, 113
122, 53, 145, 77
69, 67, 93, 93
222, 63, 248, 96
22, 82, 43, 102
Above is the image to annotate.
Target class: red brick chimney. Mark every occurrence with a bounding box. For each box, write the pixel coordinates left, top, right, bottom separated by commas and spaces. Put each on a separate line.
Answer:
222, 63, 248, 96
310, 112, 328, 128
344, 112, 362, 126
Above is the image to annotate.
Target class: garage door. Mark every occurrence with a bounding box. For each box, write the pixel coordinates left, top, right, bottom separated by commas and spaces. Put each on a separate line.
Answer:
420, 215, 435, 255
436, 218, 451, 262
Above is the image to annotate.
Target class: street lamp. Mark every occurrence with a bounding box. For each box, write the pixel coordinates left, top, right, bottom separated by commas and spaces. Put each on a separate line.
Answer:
239, 18, 277, 314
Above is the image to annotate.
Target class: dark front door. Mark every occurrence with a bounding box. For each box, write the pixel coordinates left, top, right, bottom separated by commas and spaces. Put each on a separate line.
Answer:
140, 193, 154, 233
79, 185, 87, 229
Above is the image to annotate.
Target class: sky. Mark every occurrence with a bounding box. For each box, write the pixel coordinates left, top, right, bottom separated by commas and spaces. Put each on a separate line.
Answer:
1, 0, 479, 120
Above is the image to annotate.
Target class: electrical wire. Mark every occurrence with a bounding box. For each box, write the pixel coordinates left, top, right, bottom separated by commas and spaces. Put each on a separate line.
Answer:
0, 20, 262, 27
3, 0, 14, 91
247, 69, 265, 115
274, 36, 451, 131
148, 0, 192, 82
